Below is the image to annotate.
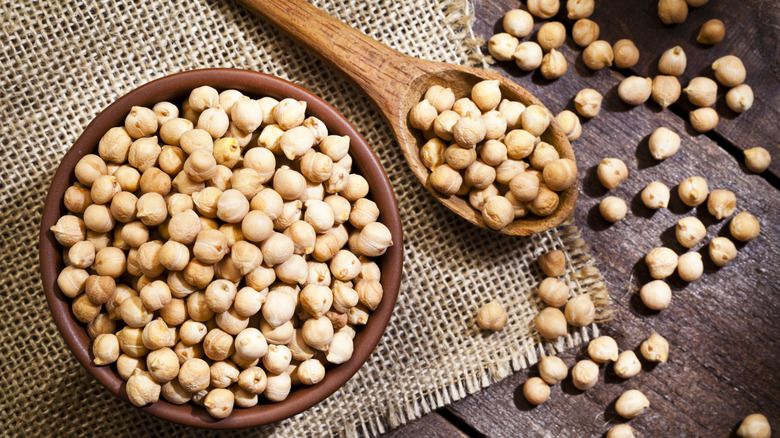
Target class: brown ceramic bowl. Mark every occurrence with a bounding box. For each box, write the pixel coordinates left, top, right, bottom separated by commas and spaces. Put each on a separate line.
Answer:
38, 69, 403, 429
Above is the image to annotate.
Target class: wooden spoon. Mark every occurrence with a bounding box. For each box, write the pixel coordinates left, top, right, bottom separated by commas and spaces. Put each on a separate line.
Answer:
237, 0, 577, 235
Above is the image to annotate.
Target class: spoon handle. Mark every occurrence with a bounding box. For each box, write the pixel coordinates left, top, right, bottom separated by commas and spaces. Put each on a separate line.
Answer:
237, 0, 434, 119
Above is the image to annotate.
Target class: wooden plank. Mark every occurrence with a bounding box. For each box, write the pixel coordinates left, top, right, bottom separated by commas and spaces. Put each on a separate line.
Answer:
382, 412, 471, 438
428, 1, 780, 436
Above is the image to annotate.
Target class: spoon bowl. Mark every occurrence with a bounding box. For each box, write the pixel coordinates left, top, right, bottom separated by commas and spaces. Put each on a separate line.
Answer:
239, 0, 577, 235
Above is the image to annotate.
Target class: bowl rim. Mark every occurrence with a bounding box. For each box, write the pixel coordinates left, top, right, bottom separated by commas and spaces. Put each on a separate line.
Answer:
38, 68, 404, 429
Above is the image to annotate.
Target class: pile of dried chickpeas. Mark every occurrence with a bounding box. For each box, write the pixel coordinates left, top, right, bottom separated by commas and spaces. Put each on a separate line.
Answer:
410, 80, 576, 231
50, 86, 394, 419
481, 1, 772, 436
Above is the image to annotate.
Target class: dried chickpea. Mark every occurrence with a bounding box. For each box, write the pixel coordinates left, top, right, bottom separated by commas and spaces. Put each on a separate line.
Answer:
597, 158, 628, 189
513, 41, 544, 71
709, 237, 737, 267
488, 33, 519, 61
521, 105, 551, 137
472, 80, 501, 112
540, 49, 567, 80
495, 159, 527, 185
649, 127, 680, 160
538, 22, 566, 52
51, 215, 86, 247
503, 9, 534, 37
572, 19, 599, 47
429, 164, 462, 196
706, 189, 736, 220
697, 19, 725, 44
571, 359, 599, 390
744, 147, 771, 173
615, 390, 650, 419
535, 307, 567, 340
574, 88, 602, 118
93, 333, 120, 366
476, 299, 507, 332
640, 280, 672, 310
523, 377, 550, 405
126, 369, 161, 407
600, 196, 627, 223
726, 84, 754, 113
677, 251, 703, 282
564, 294, 595, 327
737, 414, 772, 438
658, 0, 688, 24
678, 176, 709, 207
614, 350, 641, 379
538, 250, 565, 277
543, 158, 577, 191
618, 76, 653, 106
556, 110, 582, 141
64, 183, 93, 213
613, 39, 640, 69
730, 211, 760, 242
690, 107, 719, 132
652, 75, 682, 109
588, 336, 619, 363
684, 77, 718, 107
538, 355, 568, 385
482, 196, 514, 230
583, 41, 614, 70
538, 277, 569, 308
527, 0, 559, 19
659, 46, 687, 76
136, 193, 167, 226
640, 333, 669, 363
712, 55, 746, 87
676, 217, 706, 248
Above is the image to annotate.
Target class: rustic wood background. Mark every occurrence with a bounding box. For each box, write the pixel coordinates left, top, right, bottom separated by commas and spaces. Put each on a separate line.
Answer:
385, 0, 780, 436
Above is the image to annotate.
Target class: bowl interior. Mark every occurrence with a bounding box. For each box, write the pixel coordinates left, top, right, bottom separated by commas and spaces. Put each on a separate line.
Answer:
38, 68, 403, 429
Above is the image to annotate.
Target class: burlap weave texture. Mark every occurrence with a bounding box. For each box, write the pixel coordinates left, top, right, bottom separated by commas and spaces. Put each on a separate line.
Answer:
0, 0, 609, 436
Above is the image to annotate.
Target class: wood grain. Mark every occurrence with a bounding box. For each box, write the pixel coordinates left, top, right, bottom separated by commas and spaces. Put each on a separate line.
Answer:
430, 1, 780, 436
382, 412, 471, 438
236, 0, 579, 235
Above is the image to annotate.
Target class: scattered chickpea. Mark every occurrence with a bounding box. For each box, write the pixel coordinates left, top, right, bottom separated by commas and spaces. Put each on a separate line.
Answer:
616, 389, 650, 419
538, 355, 568, 385
600, 196, 627, 223
538, 250, 566, 277
707, 189, 736, 220
488, 33, 519, 62
658, 0, 688, 25
597, 158, 628, 190
640, 280, 672, 310
614, 350, 641, 379
535, 307, 568, 340
744, 147, 771, 173
564, 294, 595, 327
503, 9, 534, 38
571, 359, 599, 390
726, 84, 754, 113
583, 41, 614, 70
607, 425, 637, 438
574, 88, 602, 118
618, 76, 653, 106
555, 110, 582, 141
652, 75, 682, 109
613, 39, 640, 69
712, 55, 747, 87
567, 0, 594, 19
737, 413, 772, 438
523, 377, 550, 405
540, 49, 568, 80
677, 251, 704, 282
678, 175, 709, 207
588, 336, 619, 363
676, 216, 707, 248
684, 77, 718, 107
658, 46, 687, 76
646, 247, 678, 279
709, 237, 738, 267
572, 19, 599, 48
476, 299, 507, 332
538, 22, 566, 52
527, 0, 559, 19
730, 211, 760, 242
538, 277, 569, 308
513, 42, 544, 71
649, 127, 681, 160
640, 333, 669, 363
698, 19, 725, 44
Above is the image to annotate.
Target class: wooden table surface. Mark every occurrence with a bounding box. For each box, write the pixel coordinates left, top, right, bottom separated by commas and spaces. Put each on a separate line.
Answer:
384, 0, 780, 436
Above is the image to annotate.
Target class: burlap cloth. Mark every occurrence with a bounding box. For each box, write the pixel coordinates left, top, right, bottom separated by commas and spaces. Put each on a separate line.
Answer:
0, 0, 610, 436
